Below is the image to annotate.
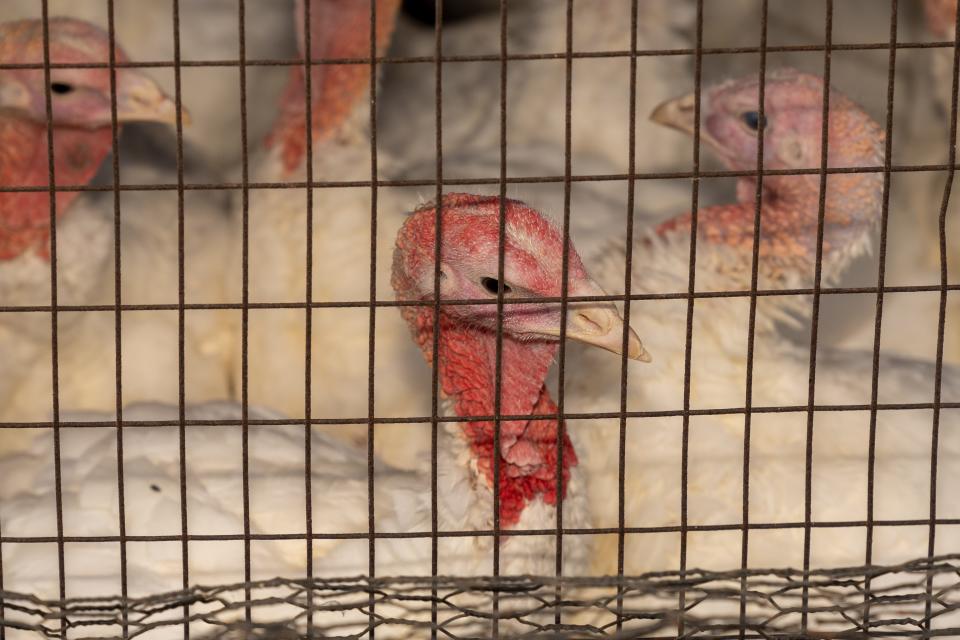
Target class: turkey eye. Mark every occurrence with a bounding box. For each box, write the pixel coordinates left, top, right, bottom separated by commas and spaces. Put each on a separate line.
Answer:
741, 111, 767, 131
480, 277, 511, 295
51, 82, 74, 95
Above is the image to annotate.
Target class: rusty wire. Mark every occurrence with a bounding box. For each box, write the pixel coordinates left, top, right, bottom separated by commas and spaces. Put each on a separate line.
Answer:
0, 1, 958, 639
2, 554, 960, 639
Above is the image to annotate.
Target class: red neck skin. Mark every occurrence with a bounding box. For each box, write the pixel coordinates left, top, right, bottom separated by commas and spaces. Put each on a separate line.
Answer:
0, 117, 113, 260
656, 178, 817, 260
405, 306, 575, 529
654, 170, 881, 278
268, 0, 401, 173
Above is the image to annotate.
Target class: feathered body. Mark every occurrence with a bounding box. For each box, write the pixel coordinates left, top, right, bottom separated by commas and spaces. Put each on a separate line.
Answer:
567, 70, 959, 573
666, 0, 960, 364
0, 19, 232, 454
382, 0, 695, 177
1, 195, 642, 636
235, 0, 438, 455
0, 402, 584, 590
575, 231, 960, 573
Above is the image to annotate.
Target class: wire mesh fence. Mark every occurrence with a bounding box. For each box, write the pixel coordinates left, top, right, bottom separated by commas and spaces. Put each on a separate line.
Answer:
2, 554, 959, 639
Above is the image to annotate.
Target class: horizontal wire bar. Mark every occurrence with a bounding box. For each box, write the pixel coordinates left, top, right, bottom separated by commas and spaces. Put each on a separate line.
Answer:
2, 399, 958, 430
4, 162, 960, 194
1, 283, 956, 314
2, 517, 958, 545
0, 37, 955, 72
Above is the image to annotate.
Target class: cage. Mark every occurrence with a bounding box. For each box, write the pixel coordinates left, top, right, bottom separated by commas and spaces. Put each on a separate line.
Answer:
0, 0, 959, 638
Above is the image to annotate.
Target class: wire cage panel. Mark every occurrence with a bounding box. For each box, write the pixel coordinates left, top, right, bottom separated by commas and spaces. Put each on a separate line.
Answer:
0, 0, 959, 638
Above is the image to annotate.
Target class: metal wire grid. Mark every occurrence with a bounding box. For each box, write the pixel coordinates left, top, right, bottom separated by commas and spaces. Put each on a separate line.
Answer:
0, 1, 956, 640
4, 555, 960, 639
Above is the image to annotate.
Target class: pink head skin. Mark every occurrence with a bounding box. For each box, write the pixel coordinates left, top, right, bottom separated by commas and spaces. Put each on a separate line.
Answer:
651, 69, 884, 283
393, 194, 648, 528
0, 18, 183, 261
924, 0, 957, 38
269, 0, 401, 173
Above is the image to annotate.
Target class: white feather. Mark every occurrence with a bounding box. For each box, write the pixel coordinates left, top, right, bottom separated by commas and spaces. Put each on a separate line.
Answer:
565, 235, 960, 574
0, 399, 590, 636
0, 127, 234, 455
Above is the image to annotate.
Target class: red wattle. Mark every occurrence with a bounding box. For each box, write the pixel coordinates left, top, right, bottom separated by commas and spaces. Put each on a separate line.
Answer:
409, 308, 575, 528
0, 118, 112, 261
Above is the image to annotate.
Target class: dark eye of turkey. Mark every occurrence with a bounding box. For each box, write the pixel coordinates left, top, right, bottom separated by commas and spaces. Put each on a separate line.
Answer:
481, 277, 511, 295
741, 111, 767, 131
51, 82, 74, 95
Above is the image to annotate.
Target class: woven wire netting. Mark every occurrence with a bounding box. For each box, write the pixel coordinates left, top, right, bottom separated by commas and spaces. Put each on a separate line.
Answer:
1, 555, 959, 639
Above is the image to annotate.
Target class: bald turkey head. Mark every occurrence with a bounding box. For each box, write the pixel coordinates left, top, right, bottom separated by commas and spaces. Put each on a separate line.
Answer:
393, 193, 647, 527
0, 17, 182, 261
651, 69, 884, 286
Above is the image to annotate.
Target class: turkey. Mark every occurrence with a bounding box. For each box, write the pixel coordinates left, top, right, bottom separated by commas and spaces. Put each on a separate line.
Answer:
233, 0, 443, 458
563, 69, 960, 574
0, 194, 644, 636
1, 0, 296, 175
694, 0, 960, 364
0, 18, 233, 454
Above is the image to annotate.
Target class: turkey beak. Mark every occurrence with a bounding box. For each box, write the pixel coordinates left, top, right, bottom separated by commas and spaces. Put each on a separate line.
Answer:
115, 70, 191, 126
650, 92, 722, 152
564, 302, 651, 362
0, 77, 32, 115
541, 281, 651, 362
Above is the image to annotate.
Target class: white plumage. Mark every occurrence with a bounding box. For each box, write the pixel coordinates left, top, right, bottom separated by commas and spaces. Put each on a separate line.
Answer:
237, 139, 432, 431
0, 139, 235, 454
233, 0, 436, 459
564, 69, 960, 574
568, 232, 960, 574
0, 402, 480, 637
0, 188, 647, 633
0, 20, 234, 458
382, 0, 695, 180
0, 401, 582, 591
0, 405, 593, 638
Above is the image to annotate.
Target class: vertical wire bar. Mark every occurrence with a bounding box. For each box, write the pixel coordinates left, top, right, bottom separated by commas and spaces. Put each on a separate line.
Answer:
925, 1, 960, 632
863, 0, 899, 627
366, 0, 380, 636
738, 3, 769, 637
430, 0, 444, 636
236, 0, 253, 623
300, 1, 316, 637
801, 0, 835, 632
170, 1, 191, 638
676, 2, 704, 636
104, 1, 130, 636
492, 1, 510, 636
38, 4, 68, 634
552, 0, 575, 625
614, 0, 640, 631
